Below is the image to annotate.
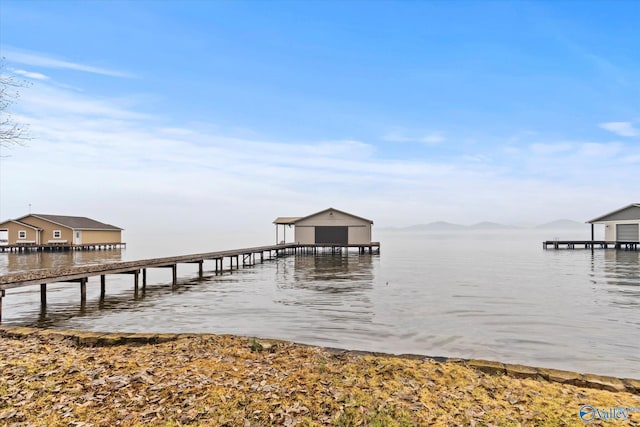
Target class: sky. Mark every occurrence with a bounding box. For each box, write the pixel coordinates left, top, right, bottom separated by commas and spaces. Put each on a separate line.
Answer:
0, 0, 639, 236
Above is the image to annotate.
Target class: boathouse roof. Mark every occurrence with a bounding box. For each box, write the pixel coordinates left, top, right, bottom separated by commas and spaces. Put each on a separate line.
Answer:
587, 203, 640, 223
273, 217, 302, 225
17, 214, 123, 231
273, 208, 373, 225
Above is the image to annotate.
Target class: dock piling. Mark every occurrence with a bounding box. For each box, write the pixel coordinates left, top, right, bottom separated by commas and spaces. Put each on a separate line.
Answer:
40, 284, 47, 306
100, 275, 106, 299
80, 278, 87, 303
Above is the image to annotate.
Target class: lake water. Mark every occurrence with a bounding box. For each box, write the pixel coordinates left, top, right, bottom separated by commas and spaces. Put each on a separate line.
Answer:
1, 229, 639, 379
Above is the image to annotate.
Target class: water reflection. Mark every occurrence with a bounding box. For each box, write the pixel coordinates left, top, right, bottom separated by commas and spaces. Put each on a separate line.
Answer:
2, 249, 124, 273
601, 250, 640, 307
275, 253, 375, 329
290, 253, 374, 291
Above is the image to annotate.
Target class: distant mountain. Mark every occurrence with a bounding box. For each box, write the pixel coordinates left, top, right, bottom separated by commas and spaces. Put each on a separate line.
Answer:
468, 221, 515, 230
535, 219, 586, 229
403, 221, 466, 231
380, 219, 587, 231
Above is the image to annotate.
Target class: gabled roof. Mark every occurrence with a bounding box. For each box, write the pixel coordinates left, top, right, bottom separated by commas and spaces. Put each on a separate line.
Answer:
17, 214, 123, 231
587, 203, 640, 223
0, 219, 41, 230
274, 207, 373, 225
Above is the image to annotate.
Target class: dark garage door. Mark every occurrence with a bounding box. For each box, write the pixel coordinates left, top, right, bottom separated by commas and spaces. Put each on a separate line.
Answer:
617, 224, 639, 241
315, 226, 348, 244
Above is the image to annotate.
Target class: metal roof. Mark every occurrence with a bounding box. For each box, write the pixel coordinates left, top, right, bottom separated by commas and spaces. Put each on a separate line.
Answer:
587, 203, 640, 223
273, 217, 302, 225
297, 207, 373, 224
273, 208, 373, 225
18, 214, 123, 230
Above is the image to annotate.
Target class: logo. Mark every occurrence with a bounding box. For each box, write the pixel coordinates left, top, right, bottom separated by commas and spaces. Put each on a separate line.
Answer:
579, 405, 633, 423
579, 406, 595, 422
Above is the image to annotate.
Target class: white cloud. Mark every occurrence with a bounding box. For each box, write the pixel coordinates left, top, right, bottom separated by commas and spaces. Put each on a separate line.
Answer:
12, 69, 49, 80
18, 83, 151, 120
621, 154, 640, 164
463, 154, 491, 163
578, 142, 621, 157
529, 142, 573, 155
383, 131, 445, 144
599, 121, 639, 137
420, 133, 446, 144
4, 47, 132, 78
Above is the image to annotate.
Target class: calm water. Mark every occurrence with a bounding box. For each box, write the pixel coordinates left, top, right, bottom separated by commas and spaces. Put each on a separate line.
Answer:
1, 229, 639, 378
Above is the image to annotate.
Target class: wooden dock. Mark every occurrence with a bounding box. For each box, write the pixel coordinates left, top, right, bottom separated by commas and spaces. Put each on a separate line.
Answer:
0, 242, 127, 253
543, 240, 639, 250
0, 242, 380, 321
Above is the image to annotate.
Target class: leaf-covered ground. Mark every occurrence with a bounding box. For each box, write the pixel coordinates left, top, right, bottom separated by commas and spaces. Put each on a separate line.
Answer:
1, 333, 638, 426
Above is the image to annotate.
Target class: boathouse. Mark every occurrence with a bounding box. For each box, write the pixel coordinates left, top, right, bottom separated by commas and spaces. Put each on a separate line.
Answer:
587, 203, 640, 242
0, 214, 123, 246
273, 208, 373, 245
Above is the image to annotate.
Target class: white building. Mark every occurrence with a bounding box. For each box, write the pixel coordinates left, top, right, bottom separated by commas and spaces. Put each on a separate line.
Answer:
273, 207, 373, 245
588, 203, 640, 241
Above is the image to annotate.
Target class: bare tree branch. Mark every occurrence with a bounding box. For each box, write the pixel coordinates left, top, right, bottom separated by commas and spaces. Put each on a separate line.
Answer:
0, 58, 32, 149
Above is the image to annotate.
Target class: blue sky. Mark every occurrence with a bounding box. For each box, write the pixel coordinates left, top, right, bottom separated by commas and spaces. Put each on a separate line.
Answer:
0, 0, 639, 233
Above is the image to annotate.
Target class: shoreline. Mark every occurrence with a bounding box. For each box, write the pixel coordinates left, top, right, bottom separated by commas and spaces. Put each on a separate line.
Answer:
2, 327, 640, 426
1, 325, 638, 395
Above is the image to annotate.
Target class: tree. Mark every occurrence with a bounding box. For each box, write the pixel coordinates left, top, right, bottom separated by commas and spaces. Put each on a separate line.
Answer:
0, 58, 30, 148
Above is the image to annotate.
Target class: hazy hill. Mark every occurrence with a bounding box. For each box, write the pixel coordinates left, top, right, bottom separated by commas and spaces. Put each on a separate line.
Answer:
379, 219, 585, 231
403, 221, 466, 231
535, 219, 586, 230
468, 221, 516, 230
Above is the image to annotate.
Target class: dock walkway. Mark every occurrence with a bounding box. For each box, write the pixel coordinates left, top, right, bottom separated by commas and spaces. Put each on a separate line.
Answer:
542, 240, 639, 250
0, 242, 380, 321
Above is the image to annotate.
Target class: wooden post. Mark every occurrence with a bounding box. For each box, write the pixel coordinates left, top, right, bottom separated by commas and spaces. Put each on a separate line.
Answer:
172, 264, 177, 285
591, 223, 594, 241
142, 269, 147, 289
134, 270, 139, 292
100, 275, 106, 299
80, 278, 87, 303
198, 260, 203, 278
41, 283, 47, 306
